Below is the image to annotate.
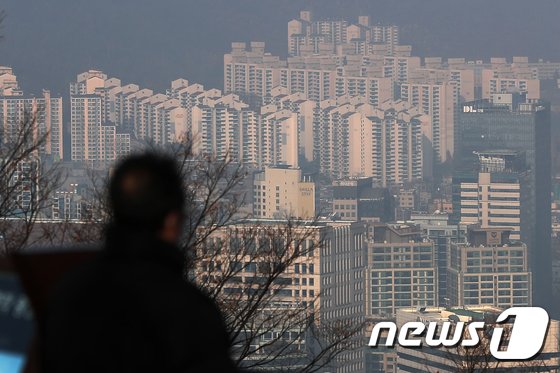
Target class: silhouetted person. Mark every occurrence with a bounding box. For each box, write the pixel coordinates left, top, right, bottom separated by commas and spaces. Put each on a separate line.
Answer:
43, 154, 238, 373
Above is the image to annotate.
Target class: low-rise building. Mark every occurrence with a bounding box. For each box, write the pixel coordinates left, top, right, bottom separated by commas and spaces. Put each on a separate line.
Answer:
253, 166, 315, 219
395, 306, 560, 372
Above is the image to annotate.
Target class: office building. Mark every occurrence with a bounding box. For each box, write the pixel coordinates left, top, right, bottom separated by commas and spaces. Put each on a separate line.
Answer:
332, 177, 393, 222
366, 224, 437, 317
447, 226, 531, 308
253, 166, 315, 219
410, 212, 467, 306
453, 151, 524, 241
196, 220, 367, 373
455, 94, 551, 306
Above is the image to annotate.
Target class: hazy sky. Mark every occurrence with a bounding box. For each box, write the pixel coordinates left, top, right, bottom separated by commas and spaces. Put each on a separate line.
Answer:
2, 0, 560, 96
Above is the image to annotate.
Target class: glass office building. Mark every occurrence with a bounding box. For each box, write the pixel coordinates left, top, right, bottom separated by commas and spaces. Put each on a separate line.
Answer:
454, 94, 551, 307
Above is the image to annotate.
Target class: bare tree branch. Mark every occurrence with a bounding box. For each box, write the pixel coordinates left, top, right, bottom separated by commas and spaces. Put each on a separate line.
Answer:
31, 135, 360, 371
0, 109, 65, 253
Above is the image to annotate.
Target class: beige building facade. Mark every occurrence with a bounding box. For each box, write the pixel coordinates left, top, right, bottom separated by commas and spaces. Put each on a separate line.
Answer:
253, 166, 315, 219
457, 172, 521, 241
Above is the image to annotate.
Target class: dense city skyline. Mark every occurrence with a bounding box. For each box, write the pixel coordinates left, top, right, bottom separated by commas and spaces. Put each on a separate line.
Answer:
3, 0, 560, 96
2, 3, 560, 372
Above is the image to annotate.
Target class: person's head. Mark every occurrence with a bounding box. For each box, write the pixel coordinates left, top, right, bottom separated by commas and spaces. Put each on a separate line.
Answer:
109, 153, 185, 244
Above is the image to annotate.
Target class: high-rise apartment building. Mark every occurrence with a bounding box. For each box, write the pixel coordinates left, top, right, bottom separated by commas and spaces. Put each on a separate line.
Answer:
70, 93, 104, 162
3, 157, 41, 216
186, 86, 427, 180
190, 94, 248, 160
70, 70, 192, 164
333, 74, 393, 109
71, 71, 122, 163
190, 93, 298, 167
0, 89, 64, 159
52, 184, 92, 221
381, 55, 421, 86
287, 11, 399, 57
166, 79, 223, 138
455, 94, 551, 307
314, 98, 370, 180
0, 66, 21, 96
315, 99, 428, 186
482, 69, 540, 100
263, 88, 316, 163
224, 42, 394, 104
253, 166, 315, 219
399, 81, 457, 163
259, 107, 299, 168
410, 65, 476, 102
424, 56, 544, 101
481, 57, 540, 100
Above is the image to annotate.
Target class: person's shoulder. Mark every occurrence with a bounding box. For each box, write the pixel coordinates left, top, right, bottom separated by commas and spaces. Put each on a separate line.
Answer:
181, 280, 221, 310
50, 255, 105, 300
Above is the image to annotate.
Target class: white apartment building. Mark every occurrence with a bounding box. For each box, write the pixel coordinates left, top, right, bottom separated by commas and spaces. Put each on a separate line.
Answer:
70, 94, 103, 162
314, 98, 429, 186
478, 57, 540, 100
410, 65, 476, 102
399, 81, 457, 163
259, 107, 299, 168
0, 66, 21, 96
263, 88, 316, 162
167, 79, 222, 136
70, 70, 190, 163
189, 91, 305, 168
224, 42, 394, 104
0, 89, 64, 159
287, 11, 399, 57
190, 94, 259, 164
